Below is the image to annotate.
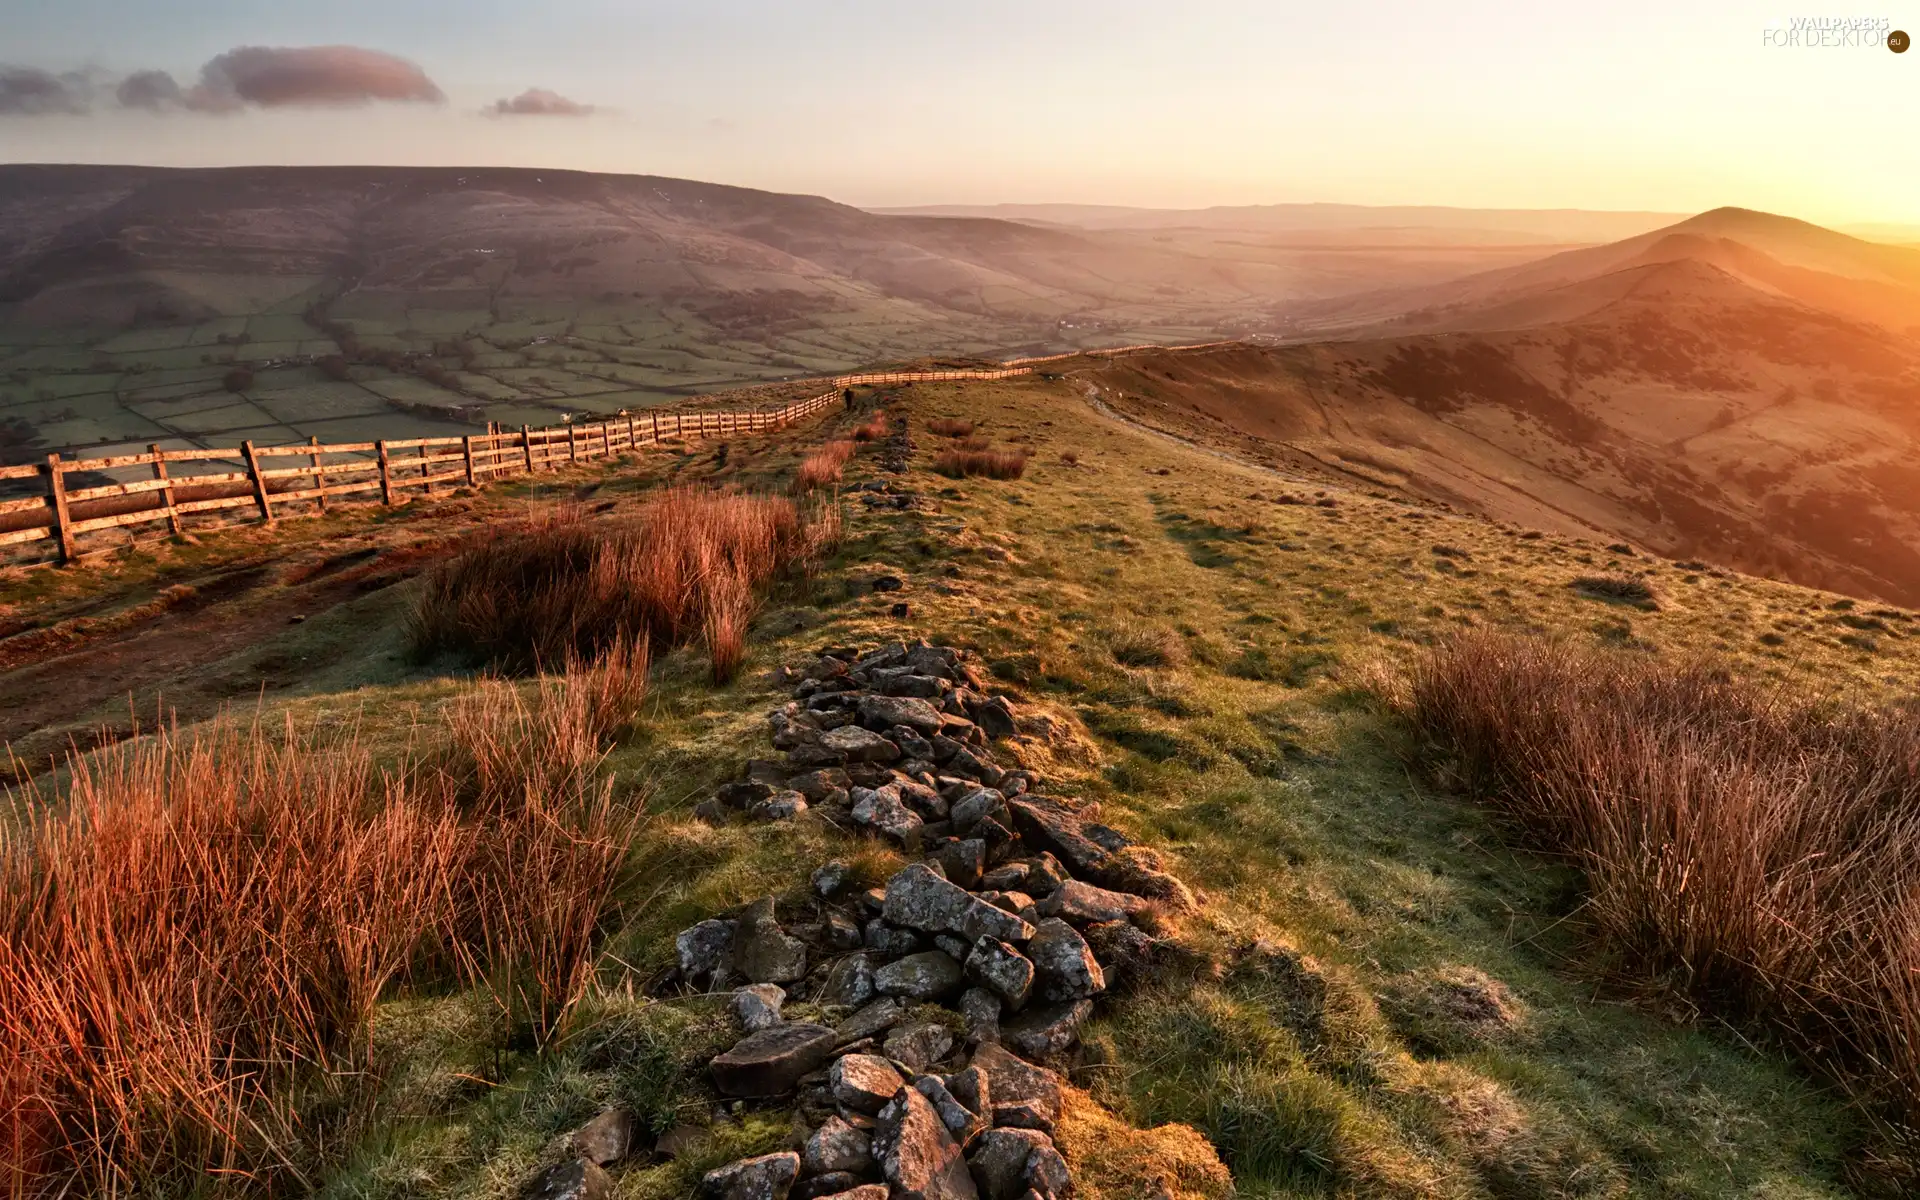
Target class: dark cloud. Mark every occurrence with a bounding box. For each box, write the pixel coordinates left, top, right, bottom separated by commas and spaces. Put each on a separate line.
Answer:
0, 66, 92, 116
116, 69, 183, 111
188, 46, 445, 111
489, 88, 595, 117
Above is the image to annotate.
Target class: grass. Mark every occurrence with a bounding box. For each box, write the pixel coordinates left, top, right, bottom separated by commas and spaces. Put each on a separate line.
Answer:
1385, 630, 1920, 1158
407, 487, 839, 680
793, 439, 856, 492
850, 412, 891, 442
927, 417, 976, 437
934, 445, 1031, 479
1569, 574, 1660, 609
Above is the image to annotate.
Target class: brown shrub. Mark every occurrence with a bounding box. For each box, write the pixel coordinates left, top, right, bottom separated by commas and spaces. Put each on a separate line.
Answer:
927, 417, 976, 438
1569, 574, 1658, 608
794, 439, 857, 493
851, 413, 890, 442
1392, 630, 1920, 1137
934, 447, 1030, 480
409, 487, 838, 677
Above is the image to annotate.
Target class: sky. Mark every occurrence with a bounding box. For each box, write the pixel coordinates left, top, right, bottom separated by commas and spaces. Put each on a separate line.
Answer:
1, 0, 1917, 225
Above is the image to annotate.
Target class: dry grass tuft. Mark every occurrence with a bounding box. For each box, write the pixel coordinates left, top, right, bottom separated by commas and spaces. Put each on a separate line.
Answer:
851, 413, 891, 442
1392, 629, 1920, 1136
1109, 622, 1189, 669
794, 440, 856, 493
934, 446, 1031, 480
1569, 574, 1658, 609
927, 417, 976, 438
409, 487, 838, 677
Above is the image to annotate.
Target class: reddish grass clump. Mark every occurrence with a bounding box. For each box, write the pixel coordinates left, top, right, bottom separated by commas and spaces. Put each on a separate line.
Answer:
851, 413, 891, 442
0, 654, 645, 1195
934, 446, 1031, 480
794, 439, 857, 493
410, 486, 838, 681
1391, 629, 1920, 1139
927, 417, 975, 437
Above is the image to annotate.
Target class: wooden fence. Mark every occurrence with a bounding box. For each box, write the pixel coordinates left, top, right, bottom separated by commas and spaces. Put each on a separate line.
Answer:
0, 342, 1235, 567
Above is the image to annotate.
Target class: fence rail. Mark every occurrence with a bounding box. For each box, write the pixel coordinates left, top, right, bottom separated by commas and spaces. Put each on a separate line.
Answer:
0, 341, 1233, 567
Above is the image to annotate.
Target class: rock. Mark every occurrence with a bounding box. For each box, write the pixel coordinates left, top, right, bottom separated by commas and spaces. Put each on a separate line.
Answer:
830, 1053, 906, 1115
875, 951, 965, 1001
823, 953, 878, 1007
935, 839, 986, 889
698, 1151, 802, 1199
793, 1174, 864, 1200
859, 695, 947, 737
915, 1073, 987, 1143
737, 898, 810, 985
805, 1115, 874, 1175
1082, 921, 1156, 988
865, 919, 925, 959
747, 758, 790, 786
570, 1108, 640, 1167
971, 817, 1017, 856
965, 939, 1035, 1008
1023, 1142, 1072, 1198
1026, 920, 1104, 1003
885, 1021, 957, 1073
813, 861, 853, 898
946, 1064, 991, 1117
823, 727, 902, 763
872, 575, 905, 593
967, 1128, 1052, 1200
810, 1186, 888, 1200
694, 798, 733, 825
1038, 880, 1149, 925
710, 1023, 839, 1097
897, 777, 949, 818
792, 769, 854, 803
1023, 855, 1067, 898
732, 984, 787, 1032
718, 781, 776, 809
805, 655, 852, 681
970, 1044, 1062, 1133
654, 1123, 705, 1160
835, 996, 909, 1045
877, 672, 950, 700
904, 643, 961, 678
946, 747, 1005, 787
825, 909, 866, 950
873, 1086, 980, 1199
677, 918, 736, 987
1007, 799, 1195, 911
753, 791, 809, 821
968, 696, 1020, 741
893, 727, 937, 762
950, 789, 1004, 835
524, 1159, 611, 1200
960, 987, 1002, 1045
935, 933, 972, 962
787, 743, 847, 771
882, 864, 1035, 946
852, 786, 925, 842
1002, 1001, 1093, 1065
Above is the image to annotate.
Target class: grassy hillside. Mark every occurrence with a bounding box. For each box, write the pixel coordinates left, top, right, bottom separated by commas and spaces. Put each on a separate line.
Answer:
4, 358, 1915, 1197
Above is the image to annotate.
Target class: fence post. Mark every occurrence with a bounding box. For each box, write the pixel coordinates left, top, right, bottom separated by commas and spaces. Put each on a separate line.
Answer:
150, 444, 181, 535
377, 440, 394, 505
568, 424, 578, 462
463, 435, 477, 487
309, 436, 328, 512
651, 412, 660, 443
601, 420, 612, 457
420, 445, 432, 495
44, 453, 75, 564
243, 440, 274, 523
627, 411, 637, 448
522, 425, 534, 474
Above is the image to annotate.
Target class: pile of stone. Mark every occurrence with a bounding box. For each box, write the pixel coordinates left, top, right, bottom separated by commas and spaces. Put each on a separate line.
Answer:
652, 641, 1197, 1199
878, 415, 915, 474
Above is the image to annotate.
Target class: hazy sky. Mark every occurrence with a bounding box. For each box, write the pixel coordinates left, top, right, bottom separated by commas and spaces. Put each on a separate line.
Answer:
1, 0, 1915, 223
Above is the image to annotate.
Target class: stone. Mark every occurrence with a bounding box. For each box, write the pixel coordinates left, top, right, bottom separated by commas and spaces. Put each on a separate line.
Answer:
654, 1123, 705, 1160
524, 1159, 611, 1200
967, 1128, 1052, 1200
753, 791, 809, 821
857, 887, 888, 913
873, 1085, 980, 1199
883, 864, 1035, 946
719, 780, 776, 809
792, 769, 854, 803
1007, 799, 1195, 911
823, 953, 878, 1007
1082, 921, 1156, 988
945, 1064, 991, 1117
825, 910, 865, 950
949, 789, 1004, 835
823, 726, 902, 763
813, 861, 853, 898
878, 673, 950, 700
980, 863, 1031, 892
793, 1174, 865, 1200
852, 787, 925, 842
915, 1074, 986, 1143
787, 743, 846, 771
805, 655, 852, 681
859, 695, 947, 737
810, 1186, 888, 1200
1002, 1001, 1094, 1064
694, 798, 733, 825
1023, 1142, 1071, 1198
1023, 855, 1068, 897
830, 1053, 906, 1115
804, 1115, 874, 1175
1026, 920, 1104, 1003
970, 1044, 1062, 1133
746, 758, 790, 786
885, 1021, 957, 1073
946, 747, 1005, 787
875, 951, 965, 1001
865, 919, 924, 958
935, 839, 986, 890
570, 1108, 641, 1167
968, 696, 1020, 741
893, 727, 937, 762
965, 939, 1035, 1008
872, 575, 905, 593
677, 918, 736, 987
710, 1023, 839, 1097
1038, 881, 1149, 925
737, 898, 809, 985
935, 933, 972, 962
835, 996, 908, 1045
896, 777, 949, 818
698, 1151, 802, 1199
960, 987, 1002, 1045
972, 817, 1017, 857
732, 984, 786, 1032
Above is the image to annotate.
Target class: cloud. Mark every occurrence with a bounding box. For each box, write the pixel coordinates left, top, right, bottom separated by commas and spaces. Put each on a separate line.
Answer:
188, 45, 445, 110
489, 88, 595, 117
116, 69, 183, 111
0, 66, 92, 116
